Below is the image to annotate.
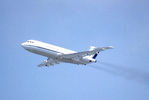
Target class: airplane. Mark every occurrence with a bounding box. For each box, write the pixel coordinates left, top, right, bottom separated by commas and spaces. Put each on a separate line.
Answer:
21, 40, 113, 67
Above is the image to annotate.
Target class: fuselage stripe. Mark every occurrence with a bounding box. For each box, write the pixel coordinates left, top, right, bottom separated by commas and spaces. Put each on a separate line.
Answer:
27, 45, 60, 54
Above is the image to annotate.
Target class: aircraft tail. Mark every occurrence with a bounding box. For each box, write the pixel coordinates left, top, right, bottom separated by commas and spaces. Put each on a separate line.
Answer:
89, 46, 99, 59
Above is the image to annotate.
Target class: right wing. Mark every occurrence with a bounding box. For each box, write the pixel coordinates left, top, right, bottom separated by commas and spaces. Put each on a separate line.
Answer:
61, 46, 113, 59
38, 58, 60, 67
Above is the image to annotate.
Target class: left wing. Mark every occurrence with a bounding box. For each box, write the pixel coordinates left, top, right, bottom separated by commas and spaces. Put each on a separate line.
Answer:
38, 58, 60, 67
61, 46, 113, 59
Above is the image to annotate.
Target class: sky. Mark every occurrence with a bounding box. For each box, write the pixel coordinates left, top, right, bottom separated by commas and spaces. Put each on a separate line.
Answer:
1, 0, 149, 100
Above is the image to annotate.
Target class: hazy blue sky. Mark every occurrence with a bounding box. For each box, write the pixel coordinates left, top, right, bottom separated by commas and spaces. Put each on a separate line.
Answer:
1, 0, 149, 100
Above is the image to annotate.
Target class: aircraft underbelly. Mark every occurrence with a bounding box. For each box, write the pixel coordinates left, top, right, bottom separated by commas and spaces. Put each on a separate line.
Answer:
58, 57, 89, 65
24, 45, 90, 65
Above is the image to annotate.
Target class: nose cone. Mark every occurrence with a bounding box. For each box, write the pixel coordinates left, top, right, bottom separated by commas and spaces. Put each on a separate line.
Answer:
21, 42, 25, 48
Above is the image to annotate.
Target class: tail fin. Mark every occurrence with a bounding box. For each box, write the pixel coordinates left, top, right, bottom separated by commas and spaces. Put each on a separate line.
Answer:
89, 46, 99, 59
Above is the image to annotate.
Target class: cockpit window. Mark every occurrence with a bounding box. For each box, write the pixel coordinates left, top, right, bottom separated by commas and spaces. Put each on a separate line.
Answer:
27, 41, 34, 43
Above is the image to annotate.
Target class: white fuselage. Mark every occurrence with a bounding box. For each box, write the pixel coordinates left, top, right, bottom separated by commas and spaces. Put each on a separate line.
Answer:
21, 40, 93, 65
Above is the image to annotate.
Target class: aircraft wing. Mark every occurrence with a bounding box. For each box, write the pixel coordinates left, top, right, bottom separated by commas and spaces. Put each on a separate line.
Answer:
61, 46, 113, 59
38, 58, 60, 67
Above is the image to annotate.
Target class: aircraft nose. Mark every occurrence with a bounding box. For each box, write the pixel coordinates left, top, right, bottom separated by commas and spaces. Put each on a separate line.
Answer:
21, 42, 25, 47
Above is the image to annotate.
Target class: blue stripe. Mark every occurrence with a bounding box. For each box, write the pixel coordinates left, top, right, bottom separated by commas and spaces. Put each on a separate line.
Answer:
93, 54, 98, 59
